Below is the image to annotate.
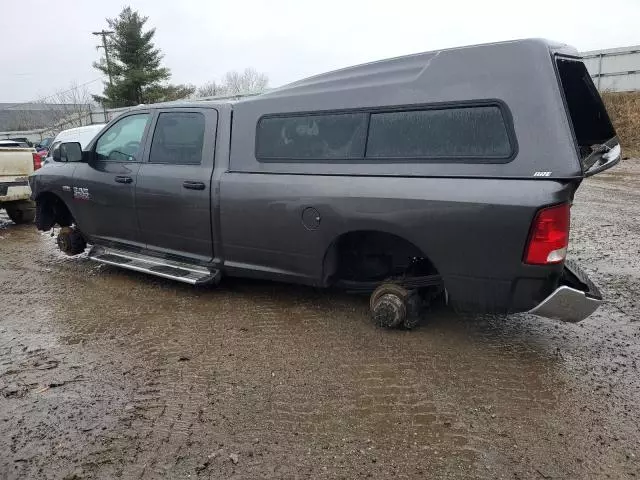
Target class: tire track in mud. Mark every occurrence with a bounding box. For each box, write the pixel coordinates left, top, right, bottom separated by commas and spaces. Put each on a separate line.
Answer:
1, 163, 640, 479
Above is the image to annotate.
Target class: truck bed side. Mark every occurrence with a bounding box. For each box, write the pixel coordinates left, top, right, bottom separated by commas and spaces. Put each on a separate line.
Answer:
220, 173, 576, 313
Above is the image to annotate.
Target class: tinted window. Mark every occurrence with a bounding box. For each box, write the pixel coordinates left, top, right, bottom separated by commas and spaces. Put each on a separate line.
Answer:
149, 112, 205, 165
256, 113, 367, 159
96, 114, 150, 162
366, 106, 512, 159
556, 58, 615, 155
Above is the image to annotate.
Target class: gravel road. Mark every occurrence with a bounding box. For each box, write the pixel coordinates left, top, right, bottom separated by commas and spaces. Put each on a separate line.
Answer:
1, 162, 639, 479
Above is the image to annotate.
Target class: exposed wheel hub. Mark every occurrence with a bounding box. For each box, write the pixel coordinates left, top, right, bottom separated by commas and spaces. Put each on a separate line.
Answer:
370, 283, 411, 329
57, 228, 72, 252
56, 227, 86, 256
372, 293, 406, 328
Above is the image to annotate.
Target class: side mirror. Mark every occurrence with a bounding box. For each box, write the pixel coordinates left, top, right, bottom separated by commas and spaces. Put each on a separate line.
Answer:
58, 142, 83, 163
52, 145, 62, 162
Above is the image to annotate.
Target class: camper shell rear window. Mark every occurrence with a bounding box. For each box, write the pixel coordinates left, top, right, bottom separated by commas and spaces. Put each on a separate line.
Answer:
555, 57, 616, 159
255, 102, 516, 163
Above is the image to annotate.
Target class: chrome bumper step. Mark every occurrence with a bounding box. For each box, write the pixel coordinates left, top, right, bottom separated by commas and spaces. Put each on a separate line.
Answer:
88, 246, 220, 285
529, 259, 602, 323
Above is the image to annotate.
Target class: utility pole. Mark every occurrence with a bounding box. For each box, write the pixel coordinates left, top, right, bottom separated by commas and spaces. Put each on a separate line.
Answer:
92, 30, 114, 87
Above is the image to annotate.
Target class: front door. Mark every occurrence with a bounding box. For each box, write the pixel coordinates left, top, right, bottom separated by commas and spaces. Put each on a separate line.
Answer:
135, 108, 217, 262
72, 112, 152, 248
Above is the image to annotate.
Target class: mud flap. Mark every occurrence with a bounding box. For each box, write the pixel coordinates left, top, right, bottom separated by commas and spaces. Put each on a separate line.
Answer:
528, 259, 602, 323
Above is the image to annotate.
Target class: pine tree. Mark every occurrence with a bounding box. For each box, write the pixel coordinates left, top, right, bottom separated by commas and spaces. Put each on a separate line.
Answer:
93, 7, 194, 107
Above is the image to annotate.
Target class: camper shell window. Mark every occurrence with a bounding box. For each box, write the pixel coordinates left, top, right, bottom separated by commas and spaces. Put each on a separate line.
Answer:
366, 106, 512, 160
255, 103, 515, 163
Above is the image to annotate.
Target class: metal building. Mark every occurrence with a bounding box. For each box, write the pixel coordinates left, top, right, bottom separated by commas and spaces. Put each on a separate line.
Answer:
582, 45, 640, 92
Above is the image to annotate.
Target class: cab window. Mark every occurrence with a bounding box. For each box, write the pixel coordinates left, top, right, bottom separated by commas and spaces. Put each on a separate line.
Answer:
96, 114, 150, 162
149, 112, 205, 165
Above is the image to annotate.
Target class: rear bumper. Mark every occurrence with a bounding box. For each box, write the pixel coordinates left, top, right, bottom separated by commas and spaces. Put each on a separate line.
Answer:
528, 259, 602, 322
0, 180, 31, 203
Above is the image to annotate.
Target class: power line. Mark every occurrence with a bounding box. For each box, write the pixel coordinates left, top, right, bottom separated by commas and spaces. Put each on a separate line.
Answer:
4, 72, 44, 77
3, 28, 113, 112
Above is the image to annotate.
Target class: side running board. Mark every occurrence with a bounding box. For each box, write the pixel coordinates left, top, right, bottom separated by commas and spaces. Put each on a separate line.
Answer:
88, 246, 221, 286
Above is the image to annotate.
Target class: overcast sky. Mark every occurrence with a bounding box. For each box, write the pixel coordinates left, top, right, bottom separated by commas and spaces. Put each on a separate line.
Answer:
2, 0, 640, 103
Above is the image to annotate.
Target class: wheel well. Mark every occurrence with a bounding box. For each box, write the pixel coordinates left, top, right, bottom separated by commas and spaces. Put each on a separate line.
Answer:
322, 230, 438, 285
35, 192, 73, 231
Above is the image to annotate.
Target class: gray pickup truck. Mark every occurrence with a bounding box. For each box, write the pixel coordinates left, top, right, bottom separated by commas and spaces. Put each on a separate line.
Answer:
29, 39, 619, 327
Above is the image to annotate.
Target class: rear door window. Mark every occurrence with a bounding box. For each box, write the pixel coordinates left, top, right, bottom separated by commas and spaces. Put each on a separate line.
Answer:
149, 112, 206, 165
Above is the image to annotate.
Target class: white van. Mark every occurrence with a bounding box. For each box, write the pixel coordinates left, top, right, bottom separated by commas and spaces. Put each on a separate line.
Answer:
43, 124, 106, 166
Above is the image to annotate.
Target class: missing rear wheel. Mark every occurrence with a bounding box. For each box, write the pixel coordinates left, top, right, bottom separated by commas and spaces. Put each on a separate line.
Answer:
370, 283, 410, 328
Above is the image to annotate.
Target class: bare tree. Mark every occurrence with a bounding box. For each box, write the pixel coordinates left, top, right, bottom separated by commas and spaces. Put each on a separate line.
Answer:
195, 68, 269, 98
222, 68, 269, 95
49, 82, 95, 129
196, 80, 226, 98
4, 82, 95, 133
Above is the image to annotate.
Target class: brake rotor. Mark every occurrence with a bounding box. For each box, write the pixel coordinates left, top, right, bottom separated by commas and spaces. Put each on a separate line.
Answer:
370, 283, 410, 328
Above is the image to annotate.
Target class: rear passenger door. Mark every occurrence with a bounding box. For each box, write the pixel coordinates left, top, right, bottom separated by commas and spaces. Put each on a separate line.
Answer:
135, 108, 217, 263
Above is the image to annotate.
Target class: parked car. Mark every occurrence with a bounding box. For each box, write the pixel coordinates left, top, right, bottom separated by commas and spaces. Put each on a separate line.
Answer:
0, 140, 39, 223
29, 39, 619, 327
42, 124, 106, 167
35, 137, 54, 157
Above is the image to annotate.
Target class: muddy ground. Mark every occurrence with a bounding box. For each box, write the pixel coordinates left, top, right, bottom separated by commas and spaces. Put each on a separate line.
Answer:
1, 163, 639, 480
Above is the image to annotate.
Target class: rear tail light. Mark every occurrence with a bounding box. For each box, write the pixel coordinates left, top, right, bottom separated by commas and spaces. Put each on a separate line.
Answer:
32, 152, 42, 171
524, 203, 570, 265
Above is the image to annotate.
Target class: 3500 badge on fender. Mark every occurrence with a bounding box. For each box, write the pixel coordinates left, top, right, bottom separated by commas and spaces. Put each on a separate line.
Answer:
73, 187, 90, 200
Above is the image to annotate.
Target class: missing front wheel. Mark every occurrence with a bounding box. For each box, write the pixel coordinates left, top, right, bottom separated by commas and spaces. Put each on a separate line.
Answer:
57, 227, 86, 256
